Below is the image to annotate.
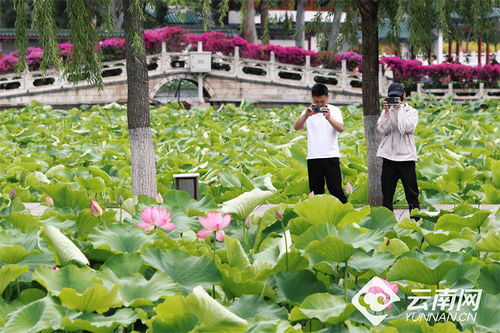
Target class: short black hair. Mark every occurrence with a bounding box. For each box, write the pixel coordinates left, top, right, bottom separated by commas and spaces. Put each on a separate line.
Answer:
311, 83, 329, 97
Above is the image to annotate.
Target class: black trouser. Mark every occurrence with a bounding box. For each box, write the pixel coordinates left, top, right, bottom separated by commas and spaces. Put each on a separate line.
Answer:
307, 157, 347, 203
381, 158, 419, 214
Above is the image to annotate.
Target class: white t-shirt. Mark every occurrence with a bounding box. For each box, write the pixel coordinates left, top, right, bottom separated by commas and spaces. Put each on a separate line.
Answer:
302, 104, 343, 159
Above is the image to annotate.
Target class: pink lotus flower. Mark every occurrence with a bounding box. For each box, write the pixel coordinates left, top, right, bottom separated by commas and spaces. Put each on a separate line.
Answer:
345, 182, 353, 195
53, 266, 60, 271
309, 191, 315, 197
367, 279, 398, 310
196, 211, 231, 241
137, 207, 176, 232
45, 196, 54, 206
156, 192, 164, 204
90, 200, 103, 217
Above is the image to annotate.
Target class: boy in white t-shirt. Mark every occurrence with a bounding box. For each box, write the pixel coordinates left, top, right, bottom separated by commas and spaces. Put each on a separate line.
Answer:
293, 83, 347, 203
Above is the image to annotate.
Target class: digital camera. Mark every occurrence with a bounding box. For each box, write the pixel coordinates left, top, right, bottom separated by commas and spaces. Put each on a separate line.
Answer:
311, 105, 328, 113
385, 97, 401, 105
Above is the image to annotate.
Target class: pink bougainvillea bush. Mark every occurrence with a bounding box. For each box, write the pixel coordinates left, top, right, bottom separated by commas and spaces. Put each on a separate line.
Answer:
0, 25, 497, 89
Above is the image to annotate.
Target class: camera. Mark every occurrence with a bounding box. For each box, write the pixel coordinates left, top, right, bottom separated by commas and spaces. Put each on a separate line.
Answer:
384, 97, 401, 105
311, 105, 328, 113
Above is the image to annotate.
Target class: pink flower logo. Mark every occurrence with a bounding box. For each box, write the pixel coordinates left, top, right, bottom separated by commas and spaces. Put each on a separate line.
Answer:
137, 207, 176, 232
366, 278, 399, 310
196, 211, 231, 241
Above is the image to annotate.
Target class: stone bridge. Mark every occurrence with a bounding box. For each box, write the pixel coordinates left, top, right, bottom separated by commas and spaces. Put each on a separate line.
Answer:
0, 43, 498, 108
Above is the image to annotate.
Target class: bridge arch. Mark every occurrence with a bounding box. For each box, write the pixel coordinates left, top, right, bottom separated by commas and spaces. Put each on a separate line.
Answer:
150, 73, 216, 103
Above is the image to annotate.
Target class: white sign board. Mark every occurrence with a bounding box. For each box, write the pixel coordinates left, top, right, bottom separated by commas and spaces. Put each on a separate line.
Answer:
190, 52, 212, 72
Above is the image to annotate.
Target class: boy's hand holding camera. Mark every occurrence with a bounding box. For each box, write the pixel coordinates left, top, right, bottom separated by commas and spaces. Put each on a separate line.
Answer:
383, 97, 401, 115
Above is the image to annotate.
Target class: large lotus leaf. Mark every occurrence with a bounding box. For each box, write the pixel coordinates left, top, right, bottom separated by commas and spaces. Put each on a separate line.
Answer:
215, 264, 273, 299
435, 210, 491, 232
1, 296, 63, 333
58, 284, 123, 313
357, 206, 398, 232
61, 308, 138, 333
375, 237, 410, 257
149, 286, 247, 333
289, 293, 355, 324
228, 295, 288, 320
33, 265, 98, 294
478, 263, 500, 294
273, 249, 310, 273
41, 224, 89, 266
220, 188, 275, 219
306, 236, 356, 264
101, 253, 144, 278
386, 250, 461, 285
75, 210, 100, 240
422, 230, 461, 246
475, 228, 500, 252
40, 183, 90, 212
348, 252, 395, 276
0, 264, 29, 294
88, 223, 159, 253
6, 212, 42, 232
293, 195, 355, 225
272, 270, 327, 305
474, 293, 500, 331
0, 245, 31, 264
76, 176, 107, 194
296, 224, 384, 252
224, 237, 251, 270
99, 267, 178, 306
441, 257, 481, 288
142, 248, 222, 290
246, 320, 302, 333
0, 229, 39, 251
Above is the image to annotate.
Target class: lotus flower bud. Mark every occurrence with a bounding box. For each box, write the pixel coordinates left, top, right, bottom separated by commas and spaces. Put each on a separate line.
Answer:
245, 215, 252, 228
309, 191, 315, 197
45, 196, 54, 206
275, 210, 283, 221
9, 188, 16, 199
345, 182, 353, 195
117, 193, 124, 205
156, 192, 164, 204
90, 200, 103, 217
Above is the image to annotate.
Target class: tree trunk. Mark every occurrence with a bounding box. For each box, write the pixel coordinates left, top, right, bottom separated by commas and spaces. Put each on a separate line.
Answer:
327, 10, 342, 51
259, 0, 269, 44
295, 0, 306, 48
242, 0, 257, 43
112, 0, 124, 30
358, 0, 382, 206
123, 0, 157, 197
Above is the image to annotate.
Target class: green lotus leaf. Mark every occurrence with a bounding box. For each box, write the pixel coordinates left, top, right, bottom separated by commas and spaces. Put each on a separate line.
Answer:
58, 284, 123, 313
61, 308, 138, 333
422, 230, 458, 246
142, 248, 222, 290
228, 295, 288, 320
99, 266, 178, 306
40, 183, 90, 212
441, 256, 481, 288
348, 252, 395, 276
76, 176, 107, 193
149, 286, 247, 333
246, 320, 302, 333
273, 250, 310, 273
435, 210, 491, 232
216, 263, 273, 299
41, 224, 89, 266
1, 296, 64, 332
0, 245, 31, 264
101, 253, 144, 278
273, 270, 327, 305
75, 209, 100, 240
0, 229, 39, 251
87, 166, 115, 186
289, 293, 355, 324
306, 236, 356, 264
357, 206, 398, 231
477, 263, 500, 294
375, 237, 410, 256
224, 237, 251, 270
88, 223, 159, 254
296, 224, 384, 252
0, 264, 29, 294
475, 228, 500, 252
33, 265, 98, 295
293, 194, 355, 225
386, 250, 461, 285
221, 188, 275, 219
6, 212, 42, 232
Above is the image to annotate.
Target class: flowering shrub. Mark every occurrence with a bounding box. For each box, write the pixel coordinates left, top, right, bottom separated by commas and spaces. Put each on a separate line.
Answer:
334, 51, 362, 70
98, 38, 125, 61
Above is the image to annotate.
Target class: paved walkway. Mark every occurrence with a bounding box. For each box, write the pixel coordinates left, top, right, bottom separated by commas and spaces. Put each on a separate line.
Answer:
24, 203, 498, 222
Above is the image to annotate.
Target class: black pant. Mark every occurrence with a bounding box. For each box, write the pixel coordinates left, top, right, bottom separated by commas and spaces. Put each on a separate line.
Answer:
381, 158, 419, 213
307, 158, 347, 203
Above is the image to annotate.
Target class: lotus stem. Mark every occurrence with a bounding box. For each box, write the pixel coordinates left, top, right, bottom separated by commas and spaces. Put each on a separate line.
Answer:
279, 219, 288, 272
344, 261, 348, 302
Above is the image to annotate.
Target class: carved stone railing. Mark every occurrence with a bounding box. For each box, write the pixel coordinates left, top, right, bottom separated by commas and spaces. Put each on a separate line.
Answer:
0, 41, 497, 101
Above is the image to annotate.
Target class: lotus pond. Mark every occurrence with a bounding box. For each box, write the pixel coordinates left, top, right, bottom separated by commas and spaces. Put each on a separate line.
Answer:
0, 97, 499, 332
